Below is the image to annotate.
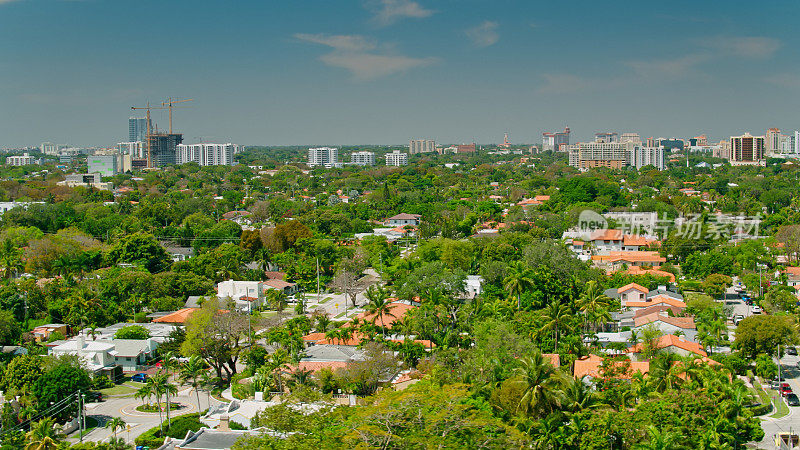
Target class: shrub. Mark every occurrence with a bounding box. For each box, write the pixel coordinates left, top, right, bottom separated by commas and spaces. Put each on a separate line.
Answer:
134, 413, 205, 447
115, 325, 150, 340
754, 354, 778, 379
92, 375, 114, 390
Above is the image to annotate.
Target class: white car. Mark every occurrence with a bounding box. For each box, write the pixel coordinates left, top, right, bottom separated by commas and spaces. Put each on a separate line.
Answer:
751, 305, 762, 314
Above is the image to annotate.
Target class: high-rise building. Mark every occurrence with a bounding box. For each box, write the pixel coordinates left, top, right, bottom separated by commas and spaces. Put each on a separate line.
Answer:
176, 143, 239, 166
350, 151, 375, 166
456, 143, 477, 153
646, 137, 657, 147
409, 140, 435, 154
385, 151, 408, 166
88, 154, 118, 176
594, 132, 619, 143
730, 132, 765, 164
568, 142, 631, 169
689, 135, 708, 146
620, 133, 642, 144
129, 117, 151, 142
307, 147, 339, 168
40, 142, 58, 155
630, 146, 666, 170
117, 142, 145, 158
542, 127, 570, 151
766, 128, 781, 155
779, 134, 797, 154
6, 153, 36, 166
147, 133, 183, 167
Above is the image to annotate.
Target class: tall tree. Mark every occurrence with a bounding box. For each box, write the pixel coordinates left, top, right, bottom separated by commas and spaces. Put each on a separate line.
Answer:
503, 261, 533, 310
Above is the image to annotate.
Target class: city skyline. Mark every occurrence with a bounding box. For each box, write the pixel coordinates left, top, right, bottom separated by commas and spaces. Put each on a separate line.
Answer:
1, 0, 799, 147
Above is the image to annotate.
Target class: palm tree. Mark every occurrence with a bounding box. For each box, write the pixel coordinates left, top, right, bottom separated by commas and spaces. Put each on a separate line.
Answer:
364, 285, 396, 337
25, 418, 61, 450
562, 375, 598, 413
577, 280, 613, 333
267, 349, 291, 394
135, 383, 153, 407
199, 371, 218, 408
634, 425, 679, 450
290, 367, 314, 388
503, 261, 533, 310
180, 355, 208, 413
161, 351, 179, 428
315, 314, 332, 333
104, 417, 126, 440
514, 352, 563, 418
541, 301, 572, 352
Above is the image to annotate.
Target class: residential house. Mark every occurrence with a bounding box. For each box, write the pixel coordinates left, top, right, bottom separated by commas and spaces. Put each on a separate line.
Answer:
153, 308, 200, 325
463, 275, 483, 299
591, 251, 667, 270
217, 280, 265, 310
784, 267, 800, 288
617, 283, 649, 305
573, 354, 650, 380
95, 322, 178, 344
108, 338, 158, 371
31, 323, 68, 342
264, 279, 299, 296
385, 213, 421, 227
628, 334, 708, 359
633, 313, 697, 342
222, 210, 253, 226
164, 246, 195, 262
49, 336, 116, 373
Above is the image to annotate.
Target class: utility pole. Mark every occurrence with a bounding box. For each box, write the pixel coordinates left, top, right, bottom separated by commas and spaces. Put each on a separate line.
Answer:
316, 257, 320, 305
77, 391, 83, 442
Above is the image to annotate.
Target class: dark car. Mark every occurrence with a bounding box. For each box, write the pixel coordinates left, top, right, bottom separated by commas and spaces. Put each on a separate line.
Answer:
131, 373, 148, 382
85, 391, 103, 402
788, 347, 798, 356
787, 393, 800, 406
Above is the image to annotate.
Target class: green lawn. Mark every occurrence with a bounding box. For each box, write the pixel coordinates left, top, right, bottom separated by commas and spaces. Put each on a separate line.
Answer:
99, 384, 138, 396
260, 311, 277, 318
319, 296, 333, 304
770, 391, 790, 419
334, 311, 346, 318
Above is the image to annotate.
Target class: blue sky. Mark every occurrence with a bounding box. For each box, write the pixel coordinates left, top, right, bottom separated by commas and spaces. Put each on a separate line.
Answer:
1, 0, 798, 147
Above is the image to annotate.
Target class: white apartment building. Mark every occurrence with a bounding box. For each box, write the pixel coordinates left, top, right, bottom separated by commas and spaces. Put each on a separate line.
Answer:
307, 147, 339, 168
117, 141, 145, 158
779, 132, 800, 155
630, 146, 666, 170
176, 143, 238, 166
385, 150, 408, 166
40, 142, 58, 155
568, 141, 632, 169
6, 153, 36, 166
350, 151, 375, 166
409, 139, 435, 154
620, 133, 642, 144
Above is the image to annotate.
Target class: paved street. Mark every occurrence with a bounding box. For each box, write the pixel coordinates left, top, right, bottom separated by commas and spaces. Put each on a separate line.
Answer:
67, 385, 220, 446
758, 354, 800, 448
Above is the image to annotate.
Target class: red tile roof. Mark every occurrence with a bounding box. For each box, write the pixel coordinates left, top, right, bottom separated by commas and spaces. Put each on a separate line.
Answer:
573, 354, 650, 379
357, 302, 416, 328
617, 283, 649, 294
634, 313, 696, 330
153, 308, 199, 324
628, 334, 707, 357
590, 229, 623, 241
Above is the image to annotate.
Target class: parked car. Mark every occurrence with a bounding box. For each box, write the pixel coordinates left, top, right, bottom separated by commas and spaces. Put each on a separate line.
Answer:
85, 391, 103, 402
751, 305, 762, 314
787, 393, 800, 406
788, 347, 798, 356
733, 314, 745, 325
781, 386, 793, 397
131, 373, 148, 382
745, 299, 753, 306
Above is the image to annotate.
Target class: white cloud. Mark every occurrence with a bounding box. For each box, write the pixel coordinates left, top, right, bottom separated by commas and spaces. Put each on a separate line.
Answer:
701, 36, 781, 59
366, 0, 434, 26
294, 33, 376, 52
295, 32, 436, 81
465, 21, 499, 48
321, 52, 436, 81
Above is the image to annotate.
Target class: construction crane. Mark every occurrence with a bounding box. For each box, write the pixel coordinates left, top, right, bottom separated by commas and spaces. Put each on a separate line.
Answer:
131, 102, 168, 168
161, 97, 193, 134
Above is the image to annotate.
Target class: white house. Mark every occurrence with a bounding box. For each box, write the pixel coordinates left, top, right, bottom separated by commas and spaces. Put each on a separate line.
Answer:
386, 213, 421, 227
107, 338, 158, 371
49, 336, 116, 373
463, 275, 483, 299
217, 280, 265, 310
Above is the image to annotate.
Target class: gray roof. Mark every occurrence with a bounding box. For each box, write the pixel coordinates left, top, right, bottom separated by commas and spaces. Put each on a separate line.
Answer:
165, 246, 194, 256
176, 428, 253, 450
302, 344, 363, 362
646, 289, 683, 300
603, 288, 621, 299
185, 296, 207, 309
109, 339, 152, 358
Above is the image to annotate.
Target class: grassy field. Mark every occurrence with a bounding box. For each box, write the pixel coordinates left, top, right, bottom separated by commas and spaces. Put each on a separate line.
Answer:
319, 296, 333, 304
99, 384, 138, 397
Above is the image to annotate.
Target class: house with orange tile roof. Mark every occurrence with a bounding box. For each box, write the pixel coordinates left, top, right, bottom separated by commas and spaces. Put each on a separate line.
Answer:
634, 313, 697, 341
591, 251, 666, 271
622, 266, 675, 282
573, 354, 650, 380
356, 302, 416, 329
153, 308, 200, 324
783, 266, 800, 287
621, 234, 655, 251
628, 334, 707, 358
589, 229, 624, 253
633, 304, 684, 319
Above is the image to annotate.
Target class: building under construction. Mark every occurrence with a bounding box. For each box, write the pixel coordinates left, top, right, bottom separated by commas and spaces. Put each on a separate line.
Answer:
147, 133, 183, 167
